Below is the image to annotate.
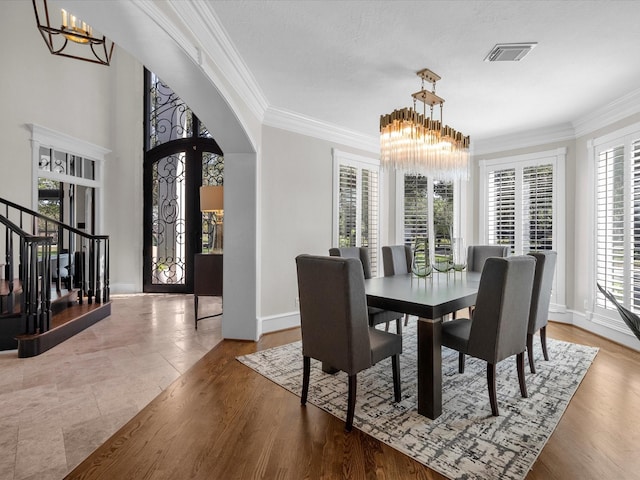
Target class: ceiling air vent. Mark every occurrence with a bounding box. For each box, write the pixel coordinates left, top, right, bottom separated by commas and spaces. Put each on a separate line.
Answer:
484, 43, 537, 62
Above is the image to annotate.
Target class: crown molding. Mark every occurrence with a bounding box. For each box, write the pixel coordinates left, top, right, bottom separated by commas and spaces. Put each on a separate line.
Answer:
472, 123, 575, 157
264, 107, 379, 154
572, 87, 640, 137
131, 1, 200, 62
474, 87, 640, 156
165, 1, 268, 121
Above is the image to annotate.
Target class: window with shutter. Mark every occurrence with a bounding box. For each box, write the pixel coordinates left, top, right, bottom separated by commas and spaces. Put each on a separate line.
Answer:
338, 165, 357, 247
400, 175, 456, 263
487, 168, 516, 252
479, 148, 565, 308
633, 141, 640, 311
360, 168, 380, 274
333, 150, 380, 276
593, 130, 640, 317
523, 165, 554, 252
596, 145, 625, 308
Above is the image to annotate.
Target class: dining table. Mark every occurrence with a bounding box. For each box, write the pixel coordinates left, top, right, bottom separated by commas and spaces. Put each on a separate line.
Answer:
364, 271, 482, 420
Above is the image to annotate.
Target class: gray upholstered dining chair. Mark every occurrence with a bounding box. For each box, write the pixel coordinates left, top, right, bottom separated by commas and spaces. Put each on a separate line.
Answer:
295, 254, 402, 432
382, 245, 412, 327
462, 244, 511, 318
441, 256, 536, 416
466, 245, 510, 272
526, 251, 557, 373
329, 247, 404, 334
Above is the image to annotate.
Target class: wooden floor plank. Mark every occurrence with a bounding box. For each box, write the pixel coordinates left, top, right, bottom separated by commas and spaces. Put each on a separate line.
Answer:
66, 322, 640, 480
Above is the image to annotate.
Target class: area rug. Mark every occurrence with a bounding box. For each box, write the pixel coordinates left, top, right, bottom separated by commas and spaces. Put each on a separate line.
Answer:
237, 319, 598, 480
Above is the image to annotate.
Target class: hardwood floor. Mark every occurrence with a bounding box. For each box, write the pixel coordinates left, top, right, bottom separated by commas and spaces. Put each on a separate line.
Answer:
66, 321, 640, 480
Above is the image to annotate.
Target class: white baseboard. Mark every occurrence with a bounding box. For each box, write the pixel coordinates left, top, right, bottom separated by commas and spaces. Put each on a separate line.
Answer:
109, 283, 139, 294
260, 311, 301, 336
256, 307, 640, 352
548, 310, 572, 324
568, 310, 640, 351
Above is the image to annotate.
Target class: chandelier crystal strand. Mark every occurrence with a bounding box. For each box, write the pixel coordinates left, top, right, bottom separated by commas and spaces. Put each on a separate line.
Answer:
380, 68, 470, 180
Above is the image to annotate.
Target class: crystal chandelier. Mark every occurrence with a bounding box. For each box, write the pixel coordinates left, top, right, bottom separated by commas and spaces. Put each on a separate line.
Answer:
380, 68, 470, 180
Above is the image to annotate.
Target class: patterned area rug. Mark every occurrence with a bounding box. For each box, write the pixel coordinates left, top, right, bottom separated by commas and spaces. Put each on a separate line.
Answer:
237, 320, 598, 480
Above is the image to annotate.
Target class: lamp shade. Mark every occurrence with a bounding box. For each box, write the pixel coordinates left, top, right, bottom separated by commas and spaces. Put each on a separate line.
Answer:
200, 186, 224, 212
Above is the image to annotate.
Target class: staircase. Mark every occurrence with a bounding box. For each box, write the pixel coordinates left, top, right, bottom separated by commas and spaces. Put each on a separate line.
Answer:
0, 197, 111, 357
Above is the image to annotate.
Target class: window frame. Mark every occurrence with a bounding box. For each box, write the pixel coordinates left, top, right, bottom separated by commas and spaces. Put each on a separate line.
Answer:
394, 174, 466, 265
332, 149, 382, 276
479, 148, 566, 310
30, 124, 108, 231
588, 122, 640, 335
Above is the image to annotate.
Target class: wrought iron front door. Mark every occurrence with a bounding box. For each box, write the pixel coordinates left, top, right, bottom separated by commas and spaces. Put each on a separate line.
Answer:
142, 69, 223, 293
143, 140, 221, 293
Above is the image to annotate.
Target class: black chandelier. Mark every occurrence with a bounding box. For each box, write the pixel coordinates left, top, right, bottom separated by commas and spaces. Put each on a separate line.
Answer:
32, 0, 114, 66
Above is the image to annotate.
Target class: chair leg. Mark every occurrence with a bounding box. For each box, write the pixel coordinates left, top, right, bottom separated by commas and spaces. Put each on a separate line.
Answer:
346, 374, 357, 432
487, 363, 499, 416
527, 333, 536, 374
392, 354, 401, 402
458, 352, 465, 374
404, 313, 409, 326
385, 321, 390, 332
301, 356, 310, 405
194, 295, 199, 330
396, 318, 402, 335
517, 352, 528, 398
540, 326, 549, 361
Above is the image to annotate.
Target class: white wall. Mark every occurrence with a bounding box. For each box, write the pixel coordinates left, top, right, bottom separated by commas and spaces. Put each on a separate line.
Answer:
258, 126, 380, 332
0, 1, 143, 294
223, 152, 258, 340
103, 54, 144, 293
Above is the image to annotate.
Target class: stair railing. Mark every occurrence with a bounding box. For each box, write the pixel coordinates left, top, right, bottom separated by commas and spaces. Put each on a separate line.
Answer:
0, 196, 109, 306
1, 214, 52, 334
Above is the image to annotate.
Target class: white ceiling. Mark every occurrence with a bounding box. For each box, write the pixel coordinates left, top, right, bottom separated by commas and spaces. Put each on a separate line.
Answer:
208, 0, 640, 142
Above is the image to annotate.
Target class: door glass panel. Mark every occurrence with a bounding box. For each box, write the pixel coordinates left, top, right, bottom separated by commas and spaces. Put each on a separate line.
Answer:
148, 73, 193, 149
151, 152, 187, 285
201, 152, 224, 254
37, 178, 61, 251
53, 150, 67, 174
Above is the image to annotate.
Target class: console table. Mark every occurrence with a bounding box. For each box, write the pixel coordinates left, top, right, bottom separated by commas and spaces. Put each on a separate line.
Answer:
194, 253, 223, 329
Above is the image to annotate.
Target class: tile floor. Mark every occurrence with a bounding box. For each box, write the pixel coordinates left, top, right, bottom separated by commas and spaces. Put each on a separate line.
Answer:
0, 294, 223, 480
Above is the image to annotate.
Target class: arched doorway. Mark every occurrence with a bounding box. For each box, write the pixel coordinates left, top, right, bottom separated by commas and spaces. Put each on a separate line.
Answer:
63, 0, 260, 340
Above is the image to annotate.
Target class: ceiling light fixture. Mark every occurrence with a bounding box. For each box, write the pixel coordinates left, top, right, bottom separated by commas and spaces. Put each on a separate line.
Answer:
32, 0, 115, 66
380, 68, 470, 180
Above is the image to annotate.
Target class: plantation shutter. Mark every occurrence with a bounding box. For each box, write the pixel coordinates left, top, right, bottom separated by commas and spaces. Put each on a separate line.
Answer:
487, 168, 516, 252
633, 140, 640, 311
480, 149, 564, 308
522, 165, 554, 251
360, 168, 379, 275
335, 155, 380, 276
595, 145, 625, 308
338, 165, 357, 248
